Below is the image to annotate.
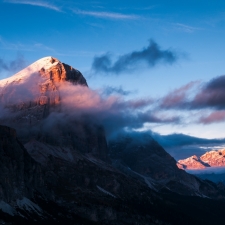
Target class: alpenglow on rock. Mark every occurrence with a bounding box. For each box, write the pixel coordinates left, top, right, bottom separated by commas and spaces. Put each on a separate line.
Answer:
177, 149, 225, 169
0, 56, 87, 108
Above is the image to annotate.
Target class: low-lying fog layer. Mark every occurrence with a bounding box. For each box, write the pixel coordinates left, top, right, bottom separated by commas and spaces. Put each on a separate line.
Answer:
187, 166, 225, 174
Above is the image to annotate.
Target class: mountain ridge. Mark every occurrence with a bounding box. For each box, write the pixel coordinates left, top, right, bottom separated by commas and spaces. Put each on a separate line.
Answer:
1, 57, 225, 224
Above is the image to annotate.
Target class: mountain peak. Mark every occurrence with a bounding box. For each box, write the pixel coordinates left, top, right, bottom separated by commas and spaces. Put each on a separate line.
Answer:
0, 56, 87, 107
0, 56, 87, 87
177, 149, 225, 169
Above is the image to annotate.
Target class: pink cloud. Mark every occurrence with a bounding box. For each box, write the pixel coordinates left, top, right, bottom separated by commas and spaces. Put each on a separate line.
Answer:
160, 81, 198, 108
199, 111, 225, 124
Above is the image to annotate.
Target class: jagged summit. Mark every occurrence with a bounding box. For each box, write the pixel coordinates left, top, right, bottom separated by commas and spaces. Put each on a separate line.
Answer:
177, 149, 225, 169
0, 56, 89, 143
0, 56, 87, 109
0, 56, 87, 87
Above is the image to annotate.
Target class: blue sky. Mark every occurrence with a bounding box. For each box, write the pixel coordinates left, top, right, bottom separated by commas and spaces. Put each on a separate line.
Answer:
1, 0, 225, 155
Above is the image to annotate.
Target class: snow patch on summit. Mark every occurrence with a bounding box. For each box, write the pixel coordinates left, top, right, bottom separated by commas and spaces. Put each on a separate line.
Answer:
0, 56, 57, 87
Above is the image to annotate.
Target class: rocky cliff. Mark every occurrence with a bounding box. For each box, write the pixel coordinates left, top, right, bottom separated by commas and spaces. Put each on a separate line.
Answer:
177, 149, 225, 169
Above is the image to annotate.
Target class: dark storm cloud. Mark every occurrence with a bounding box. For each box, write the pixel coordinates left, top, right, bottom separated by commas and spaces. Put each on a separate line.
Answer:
0, 54, 26, 73
192, 75, 225, 109
151, 133, 225, 160
92, 39, 178, 74
152, 133, 224, 148
108, 130, 225, 160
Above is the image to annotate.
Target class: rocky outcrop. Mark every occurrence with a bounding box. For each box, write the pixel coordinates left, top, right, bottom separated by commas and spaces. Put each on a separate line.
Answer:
0, 56, 87, 115
38, 57, 87, 85
0, 57, 81, 132
177, 149, 225, 169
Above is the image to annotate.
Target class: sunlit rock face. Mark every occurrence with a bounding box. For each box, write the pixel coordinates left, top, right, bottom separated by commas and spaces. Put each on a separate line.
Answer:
177, 149, 225, 169
0, 56, 87, 118
177, 155, 208, 169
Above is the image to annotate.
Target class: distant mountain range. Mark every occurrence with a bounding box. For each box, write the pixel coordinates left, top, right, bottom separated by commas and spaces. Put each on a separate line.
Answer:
177, 149, 225, 169
1, 57, 225, 224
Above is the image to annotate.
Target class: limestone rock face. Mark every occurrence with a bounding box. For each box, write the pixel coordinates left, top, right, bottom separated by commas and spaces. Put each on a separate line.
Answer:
0, 56, 87, 112
177, 149, 225, 169
177, 155, 208, 169
200, 149, 225, 167
0, 125, 43, 203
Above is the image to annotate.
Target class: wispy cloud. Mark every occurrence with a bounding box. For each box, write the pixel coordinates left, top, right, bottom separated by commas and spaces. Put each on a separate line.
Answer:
159, 75, 225, 111
72, 9, 139, 20
160, 81, 200, 109
33, 42, 56, 52
4, 0, 62, 12
172, 23, 202, 33
155, 75, 225, 126
0, 36, 57, 53
102, 86, 133, 96
0, 36, 28, 51
0, 53, 26, 73
198, 111, 225, 124
92, 39, 178, 74
135, 5, 157, 10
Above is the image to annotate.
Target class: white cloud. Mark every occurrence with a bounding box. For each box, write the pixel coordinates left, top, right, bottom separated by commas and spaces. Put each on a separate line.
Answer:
172, 23, 202, 33
4, 0, 62, 12
73, 9, 139, 20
